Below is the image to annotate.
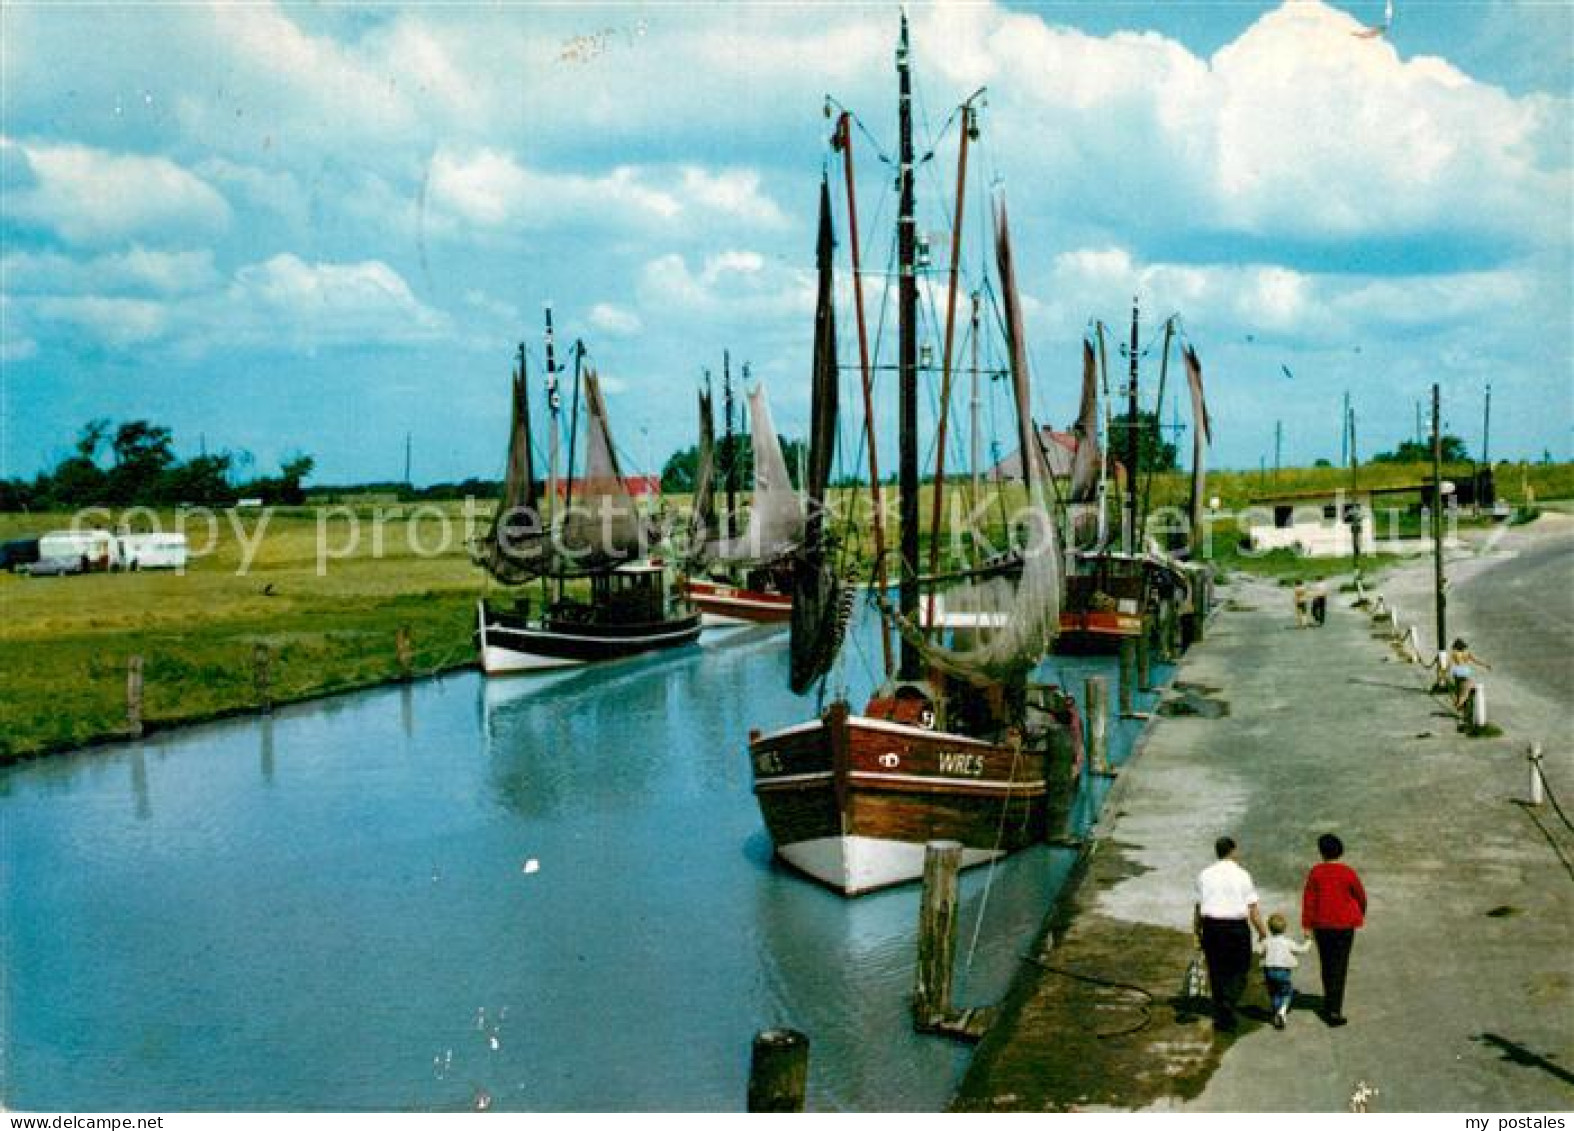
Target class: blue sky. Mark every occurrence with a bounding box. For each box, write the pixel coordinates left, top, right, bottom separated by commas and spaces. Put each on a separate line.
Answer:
2, 1, 1570, 485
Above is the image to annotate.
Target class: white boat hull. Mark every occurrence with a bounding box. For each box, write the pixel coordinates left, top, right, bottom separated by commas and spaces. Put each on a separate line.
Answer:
778, 835, 1005, 896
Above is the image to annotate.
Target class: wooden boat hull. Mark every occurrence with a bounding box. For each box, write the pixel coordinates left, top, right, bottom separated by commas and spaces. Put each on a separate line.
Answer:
685, 579, 792, 626
748, 702, 1081, 895
476, 600, 702, 675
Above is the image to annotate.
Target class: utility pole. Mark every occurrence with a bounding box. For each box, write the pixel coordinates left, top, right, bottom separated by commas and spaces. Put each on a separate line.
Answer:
1341, 390, 1350, 466
1273, 419, 1282, 484
1432, 383, 1447, 655
404, 430, 412, 488
1349, 405, 1362, 573
1124, 297, 1140, 555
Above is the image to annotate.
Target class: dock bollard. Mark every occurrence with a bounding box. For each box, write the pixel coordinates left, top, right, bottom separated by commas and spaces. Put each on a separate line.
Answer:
126, 655, 145, 739
1401, 625, 1420, 663
1118, 638, 1136, 716
1527, 744, 1544, 806
1471, 683, 1488, 729
747, 1028, 809, 1112
1085, 676, 1111, 775
396, 625, 414, 682
254, 643, 272, 714
915, 839, 963, 1029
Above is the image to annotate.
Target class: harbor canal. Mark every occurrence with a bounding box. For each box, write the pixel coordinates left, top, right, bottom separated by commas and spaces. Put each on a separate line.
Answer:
3, 616, 1170, 1111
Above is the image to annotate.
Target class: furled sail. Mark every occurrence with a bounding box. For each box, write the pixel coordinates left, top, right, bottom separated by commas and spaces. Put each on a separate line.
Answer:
477, 359, 551, 584
790, 176, 845, 695
1184, 343, 1210, 551
710, 384, 804, 564
685, 384, 718, 567
1069, 339, 1101, 504
555, 370, 650, 573
892, 200, 1061, 685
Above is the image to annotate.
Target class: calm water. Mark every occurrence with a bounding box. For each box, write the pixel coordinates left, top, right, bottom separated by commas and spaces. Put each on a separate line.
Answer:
2, 614, 1167, 1112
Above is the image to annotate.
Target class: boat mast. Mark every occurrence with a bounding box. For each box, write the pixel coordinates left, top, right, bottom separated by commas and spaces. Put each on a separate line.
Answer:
723, 349, 737, 540
969, 291, 981, 504
832, 111, 894, 677
544, 305, 561, 522
925, 94, 981, 618
1096, 321, 1110, 548
558, 339, 584, 603
896, 12, 921, 682
1124, 298, 1140, 556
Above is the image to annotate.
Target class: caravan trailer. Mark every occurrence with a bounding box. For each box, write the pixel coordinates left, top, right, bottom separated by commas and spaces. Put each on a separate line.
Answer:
118, 532, 189, 570
32, 529, 118, 574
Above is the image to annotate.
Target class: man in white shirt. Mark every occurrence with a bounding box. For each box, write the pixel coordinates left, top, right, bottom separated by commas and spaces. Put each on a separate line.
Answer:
1193, 835, 1268, 1032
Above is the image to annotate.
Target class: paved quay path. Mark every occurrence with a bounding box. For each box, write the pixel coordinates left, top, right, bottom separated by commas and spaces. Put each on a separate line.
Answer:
952, 531, 1573, 1112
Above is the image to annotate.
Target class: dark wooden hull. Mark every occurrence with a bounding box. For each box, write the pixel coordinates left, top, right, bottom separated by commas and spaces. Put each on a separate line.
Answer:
748, 701, 1081, 895
477, 600, 702, 674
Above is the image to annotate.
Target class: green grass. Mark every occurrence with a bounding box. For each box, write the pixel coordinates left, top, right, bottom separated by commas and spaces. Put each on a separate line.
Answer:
0, 508, 490, 761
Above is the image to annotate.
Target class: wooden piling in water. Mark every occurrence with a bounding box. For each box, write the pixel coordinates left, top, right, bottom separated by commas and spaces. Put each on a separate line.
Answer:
253, 643, 272, 714
1086, 676, 1111, 775
126, 655, 144, 739
396, 626, 414, 682
1118, 638, 1136, 716
915, 839, 963, 1030
747, 1028, 809, 1112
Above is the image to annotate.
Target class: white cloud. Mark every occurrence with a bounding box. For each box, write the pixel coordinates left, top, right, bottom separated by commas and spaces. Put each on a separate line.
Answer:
589, 302, 641, 336
3, 247, 217, 296
221, 254, 449, 349
2, 138, 231, 246
30, 296, 170, 349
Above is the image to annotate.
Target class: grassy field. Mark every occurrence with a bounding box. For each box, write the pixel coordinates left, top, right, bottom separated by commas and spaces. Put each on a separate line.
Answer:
0, 507, 490, 761
2, 459, 1567, 761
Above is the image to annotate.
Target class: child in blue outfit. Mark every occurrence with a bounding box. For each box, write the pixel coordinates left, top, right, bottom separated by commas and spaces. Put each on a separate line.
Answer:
1257, 912, 1312, 1029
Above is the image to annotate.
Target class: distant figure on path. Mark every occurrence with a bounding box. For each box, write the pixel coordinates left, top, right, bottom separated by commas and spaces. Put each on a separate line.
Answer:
1292, 580, 1309, 627
1447, 638, 1490, 713
1310, 579, 1328, 626
1301, 833, 1367, 1027
1256, 913, 1312, 1029
1194, 836, 1268, 1033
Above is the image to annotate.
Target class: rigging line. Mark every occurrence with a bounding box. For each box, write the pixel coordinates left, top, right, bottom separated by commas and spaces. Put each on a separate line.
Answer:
963, 735, 1024, 972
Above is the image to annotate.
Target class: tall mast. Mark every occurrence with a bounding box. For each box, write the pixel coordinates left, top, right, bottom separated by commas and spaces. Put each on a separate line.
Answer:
1124, 297, 1140, 555
925, 95, 979, 604
833, 111, 894, 677
1096, 321, 1110, 548
723, 349, 737, 540
720, 349, 733, 541
896, 12, 920, 682
544, 304, 561, 518
969, 290, 981, 503
1482, 382, 1492, 466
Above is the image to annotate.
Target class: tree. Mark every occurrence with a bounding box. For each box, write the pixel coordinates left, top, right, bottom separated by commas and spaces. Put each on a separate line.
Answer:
1373, 436, 1469, 464
1111, 410, 1178, 473
107, 420, 176, 503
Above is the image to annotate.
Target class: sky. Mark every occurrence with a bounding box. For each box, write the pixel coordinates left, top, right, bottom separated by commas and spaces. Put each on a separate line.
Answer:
2, 0, 1570, 486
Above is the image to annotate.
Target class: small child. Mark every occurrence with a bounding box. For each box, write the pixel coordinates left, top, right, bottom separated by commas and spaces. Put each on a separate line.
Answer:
1257, 912, 1312, 1029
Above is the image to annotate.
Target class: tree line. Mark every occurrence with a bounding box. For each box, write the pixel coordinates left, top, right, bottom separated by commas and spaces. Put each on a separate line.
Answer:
0, 419, 314, 511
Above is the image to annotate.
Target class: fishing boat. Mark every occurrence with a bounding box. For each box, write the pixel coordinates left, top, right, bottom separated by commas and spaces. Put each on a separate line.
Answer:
1055, 301, 1206, 656
473, 321, 700, 674
683, 361, 801, 626
747, 19, 1082, 896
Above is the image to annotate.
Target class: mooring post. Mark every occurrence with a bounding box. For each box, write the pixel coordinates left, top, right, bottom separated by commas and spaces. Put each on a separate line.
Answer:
747, 1028, 809, 1113
396, 625, 414, 682
1086, 676, 1111, 775
253, 642, 272, 714
1527, 743, 1545, 806
1471, 682, 1488, 730
915, 839, 963, 1029
1137, 630, 1153, 692
1118, 638, 1136, 716
126, 655, 144, 739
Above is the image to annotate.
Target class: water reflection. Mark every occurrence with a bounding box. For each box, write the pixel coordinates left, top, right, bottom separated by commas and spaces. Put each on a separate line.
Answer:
130, 747, 151, 820
259, 715, 275, 786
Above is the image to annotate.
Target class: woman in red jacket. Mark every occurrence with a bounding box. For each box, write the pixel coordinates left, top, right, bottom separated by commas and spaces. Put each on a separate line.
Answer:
1302, 832, 1367, 1027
